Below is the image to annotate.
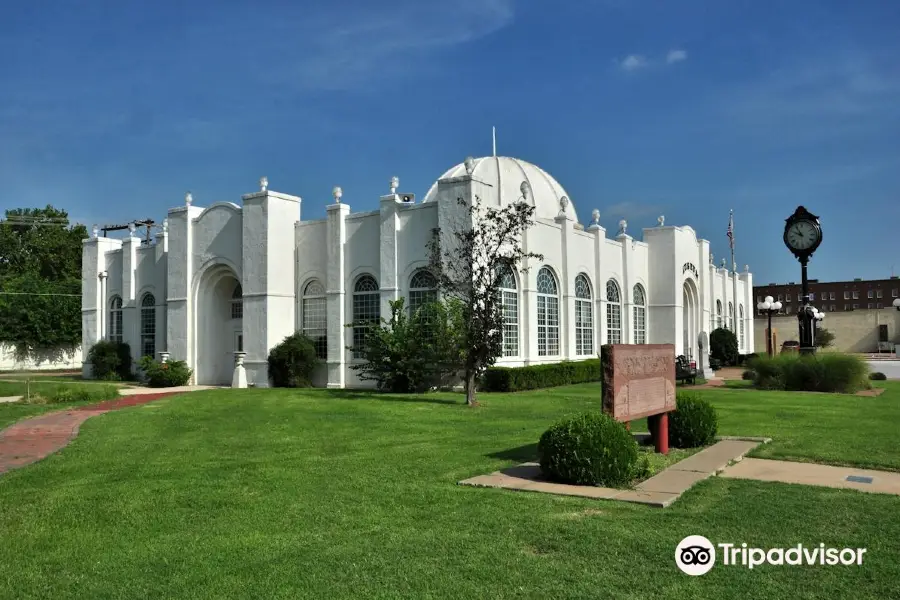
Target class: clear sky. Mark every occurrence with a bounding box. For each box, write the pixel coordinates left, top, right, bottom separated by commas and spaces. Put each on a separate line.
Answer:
2, 0, 898, 285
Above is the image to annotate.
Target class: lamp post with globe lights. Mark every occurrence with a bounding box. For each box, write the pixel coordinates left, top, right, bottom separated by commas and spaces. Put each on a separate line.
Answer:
894, 298, 900, 312
757, 296, 783, 357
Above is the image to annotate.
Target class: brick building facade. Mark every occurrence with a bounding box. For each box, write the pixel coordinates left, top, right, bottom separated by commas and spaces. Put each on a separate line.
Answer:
753, 276, 900, 316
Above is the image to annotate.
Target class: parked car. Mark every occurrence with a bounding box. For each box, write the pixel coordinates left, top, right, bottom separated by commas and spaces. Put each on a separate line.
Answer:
781, 340, 800, 354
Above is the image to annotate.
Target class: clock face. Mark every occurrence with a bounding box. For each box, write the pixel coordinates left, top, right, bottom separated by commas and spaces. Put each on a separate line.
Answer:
786, 220, 819, 251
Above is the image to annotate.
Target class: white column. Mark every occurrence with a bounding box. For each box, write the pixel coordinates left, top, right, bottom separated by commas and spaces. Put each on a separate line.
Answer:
326, 201, 350, 388
586, 212, 605, 350
555, 208, 573, 358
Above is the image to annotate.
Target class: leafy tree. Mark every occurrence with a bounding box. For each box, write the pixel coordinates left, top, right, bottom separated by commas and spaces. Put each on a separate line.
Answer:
349, 297, 465, 393
815, 326, 835, 349
426, 194, 542, 406
0, 206, 87, 357
709, 327, 739, 367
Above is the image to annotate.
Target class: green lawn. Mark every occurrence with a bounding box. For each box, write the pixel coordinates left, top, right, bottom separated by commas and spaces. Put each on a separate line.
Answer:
0, 383, 899, 598
0, 379, 128, 398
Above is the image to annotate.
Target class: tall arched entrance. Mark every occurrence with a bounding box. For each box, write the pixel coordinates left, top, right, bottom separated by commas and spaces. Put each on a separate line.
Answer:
682, 278, 700, 360
194, 263, 242, 385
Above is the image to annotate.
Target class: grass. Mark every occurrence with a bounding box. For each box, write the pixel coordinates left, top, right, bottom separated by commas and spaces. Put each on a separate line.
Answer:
0, 400, 99, 429
0, 379, 127, 397
0, 383, 899, 598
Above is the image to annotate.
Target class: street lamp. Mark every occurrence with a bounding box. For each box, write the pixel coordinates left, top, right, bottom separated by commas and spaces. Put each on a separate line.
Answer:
894, 298, 900, 311
757, 295, 783, 357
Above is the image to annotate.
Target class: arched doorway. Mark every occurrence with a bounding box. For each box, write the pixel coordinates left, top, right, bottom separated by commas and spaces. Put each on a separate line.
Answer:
682, 279, 700, 360
195, 264, 242, 385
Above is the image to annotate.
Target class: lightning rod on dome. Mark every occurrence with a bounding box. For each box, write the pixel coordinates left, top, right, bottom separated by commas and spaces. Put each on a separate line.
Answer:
492, 126, 497, 157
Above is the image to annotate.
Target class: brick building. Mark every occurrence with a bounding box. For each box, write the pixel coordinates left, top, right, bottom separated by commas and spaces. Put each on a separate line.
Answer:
753, 276, 900, 316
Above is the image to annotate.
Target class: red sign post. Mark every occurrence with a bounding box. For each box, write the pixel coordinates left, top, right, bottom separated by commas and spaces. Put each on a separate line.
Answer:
601, 343, 677, 455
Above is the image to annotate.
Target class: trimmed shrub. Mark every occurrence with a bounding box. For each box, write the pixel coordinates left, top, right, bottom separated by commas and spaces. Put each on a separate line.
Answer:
538, 411, 639, 487
870, 372, 887, 381
25, 383, 120, 405
747, 353, 870, 394
741, 369, 755, 381
738, 353, 759, 366
710, 328, 739, 367
268, 332, 320, 388
709, 357, 723, 372
139, 356, 192, 387
87, 341, 133, 381
668, 392, 718, 448
481, 359, 600, 392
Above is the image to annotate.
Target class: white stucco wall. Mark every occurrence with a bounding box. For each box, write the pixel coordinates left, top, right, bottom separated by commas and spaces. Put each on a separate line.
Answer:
80, 156, 756, 387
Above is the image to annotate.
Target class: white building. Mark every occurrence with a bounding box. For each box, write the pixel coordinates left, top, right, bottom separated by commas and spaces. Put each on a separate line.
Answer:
81, 155, 754, 387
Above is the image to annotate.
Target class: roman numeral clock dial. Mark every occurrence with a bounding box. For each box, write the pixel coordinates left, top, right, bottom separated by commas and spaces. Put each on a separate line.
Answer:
783, 207, 822, 258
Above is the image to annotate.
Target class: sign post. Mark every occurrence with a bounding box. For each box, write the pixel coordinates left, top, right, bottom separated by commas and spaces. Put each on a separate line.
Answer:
601, 343, 677, 455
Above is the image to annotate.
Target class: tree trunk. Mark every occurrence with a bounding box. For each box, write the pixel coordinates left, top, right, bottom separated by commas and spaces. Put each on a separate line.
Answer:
464, 368, 477, 406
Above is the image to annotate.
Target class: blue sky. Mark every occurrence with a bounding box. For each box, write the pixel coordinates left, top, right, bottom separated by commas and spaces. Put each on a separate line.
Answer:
2, 0, 899, 285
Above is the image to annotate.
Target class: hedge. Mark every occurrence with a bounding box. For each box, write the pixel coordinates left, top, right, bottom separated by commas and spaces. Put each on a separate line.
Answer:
480, 359, 601, 392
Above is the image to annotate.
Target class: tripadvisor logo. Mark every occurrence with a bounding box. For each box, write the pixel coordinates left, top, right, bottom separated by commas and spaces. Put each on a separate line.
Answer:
675, 535, 867, 576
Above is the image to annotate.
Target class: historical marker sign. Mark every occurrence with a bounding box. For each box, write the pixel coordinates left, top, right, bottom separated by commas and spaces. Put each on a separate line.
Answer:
601, 344, 676, 422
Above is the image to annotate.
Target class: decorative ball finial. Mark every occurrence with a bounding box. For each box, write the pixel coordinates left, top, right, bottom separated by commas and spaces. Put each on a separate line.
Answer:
162, 218, 169, 233
92, 224, 99, 238
128, 222, 136, 234
519, 180, 531, 201
618, 219, 627, 235
260, 176, 268, 192
558, 196, 568, 215
185, 191, 193, 206
710, 252, 714, 264
390, 176, 399, 194
721, 258, 727, 268
591, 209, 600, 225
744, 264, 749, 273
464, 156, 475, 175
658, 215, 665, 227
332, 186, 343, 202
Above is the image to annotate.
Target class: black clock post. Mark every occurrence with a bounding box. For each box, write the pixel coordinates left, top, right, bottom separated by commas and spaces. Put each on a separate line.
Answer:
783, 206, 823, 356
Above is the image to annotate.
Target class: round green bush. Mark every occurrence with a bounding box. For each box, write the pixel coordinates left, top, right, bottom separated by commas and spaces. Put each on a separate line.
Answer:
669, 393, 719, 448
741, 369, 755, 380
538, 411, 639, 487
268, 332, 320, 387
870, 372, 887, 381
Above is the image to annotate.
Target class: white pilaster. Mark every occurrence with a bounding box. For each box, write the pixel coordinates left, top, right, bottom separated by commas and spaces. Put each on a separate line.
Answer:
326, 201, 350, 388
587, 218, 606, 349
556, 211, 574, 358
379, 195, 400, 318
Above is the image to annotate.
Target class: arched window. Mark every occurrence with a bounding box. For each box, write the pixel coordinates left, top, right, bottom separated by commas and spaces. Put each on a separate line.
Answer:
497, 264, 519, 357
109, 296, 123, 343
302, 280, 327, 359
352, 275, 380, 359
408, 270, 437, 316
536, 267, 560, 356
728, 301, 734, 331
633, 284, 647, 345
140, 293, 156, 358
716, 300, 723, 330
606, 279, 622, 344
231, 284, 243, 320
574, 274, 593, 355
739, 304, 745, 351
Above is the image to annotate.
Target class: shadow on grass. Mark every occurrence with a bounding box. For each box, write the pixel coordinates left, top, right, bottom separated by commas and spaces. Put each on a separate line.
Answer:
320, 389, 463, 406
488, 443, 539, 462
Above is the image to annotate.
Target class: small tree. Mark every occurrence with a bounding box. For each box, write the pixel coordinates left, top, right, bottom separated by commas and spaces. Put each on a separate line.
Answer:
426, 194, 542, 406
710, 327, 739, 367
349, 297, 464, 392
815, 326, 835, 349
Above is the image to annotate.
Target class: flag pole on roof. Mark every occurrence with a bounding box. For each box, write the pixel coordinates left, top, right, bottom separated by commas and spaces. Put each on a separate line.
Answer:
492, 126, 497, 157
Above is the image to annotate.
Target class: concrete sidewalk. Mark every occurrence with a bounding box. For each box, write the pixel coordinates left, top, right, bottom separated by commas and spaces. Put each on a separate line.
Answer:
721, 458, 900, 495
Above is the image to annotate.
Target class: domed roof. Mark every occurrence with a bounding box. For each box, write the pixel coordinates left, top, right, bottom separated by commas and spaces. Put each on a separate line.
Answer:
422, 156, 578, 223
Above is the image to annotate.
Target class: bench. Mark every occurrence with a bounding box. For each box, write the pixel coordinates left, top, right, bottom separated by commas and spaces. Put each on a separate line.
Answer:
675, 355, 697, 385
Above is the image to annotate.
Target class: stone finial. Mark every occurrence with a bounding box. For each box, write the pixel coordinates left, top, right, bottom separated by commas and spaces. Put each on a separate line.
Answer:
128, 222, 136, 235
162, 218, 168, 233
332, 186, 343, 202
390, 176, 399, 194
710, 252, 714, 264
618, 219, 627, 235
590, 209, 600, 225
464, 156, 475, 175
721, 258, 727, 269
558, 196, 568, 215
520, 181, 531, 201
260, 176, 268, 192
658, 215, 665, 227
744, 264, 749, 273
92, 224, 99, 239
185, 192, 193, 206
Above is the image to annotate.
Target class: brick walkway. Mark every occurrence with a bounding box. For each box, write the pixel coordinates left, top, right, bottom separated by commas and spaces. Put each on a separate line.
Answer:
0, 392, 179, 476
